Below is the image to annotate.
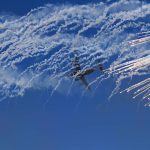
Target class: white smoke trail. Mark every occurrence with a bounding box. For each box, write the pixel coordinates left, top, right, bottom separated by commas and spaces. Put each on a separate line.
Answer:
107, 38, 150, 103
108, 54, 149, 97
129, 35, 150, 46
0, 0, 149, 99
122, 78, 150, 100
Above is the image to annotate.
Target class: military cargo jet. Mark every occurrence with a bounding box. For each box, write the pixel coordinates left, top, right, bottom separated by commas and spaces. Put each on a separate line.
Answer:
70, 56, 104, 90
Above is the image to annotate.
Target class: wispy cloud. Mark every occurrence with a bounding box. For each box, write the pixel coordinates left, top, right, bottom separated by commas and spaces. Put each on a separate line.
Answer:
0, 0, 149, 100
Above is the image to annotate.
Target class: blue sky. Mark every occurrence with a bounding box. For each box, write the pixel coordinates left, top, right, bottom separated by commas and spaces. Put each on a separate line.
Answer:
1, 0, 146, 15
0, 0, 103, 15
0, 0, 150, 150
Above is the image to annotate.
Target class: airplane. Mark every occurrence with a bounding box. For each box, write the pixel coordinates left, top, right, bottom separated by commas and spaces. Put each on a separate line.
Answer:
70, 56, 104, 90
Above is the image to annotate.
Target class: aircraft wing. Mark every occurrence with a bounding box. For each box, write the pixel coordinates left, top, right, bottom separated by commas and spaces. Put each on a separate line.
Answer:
80, 76, 91, 90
